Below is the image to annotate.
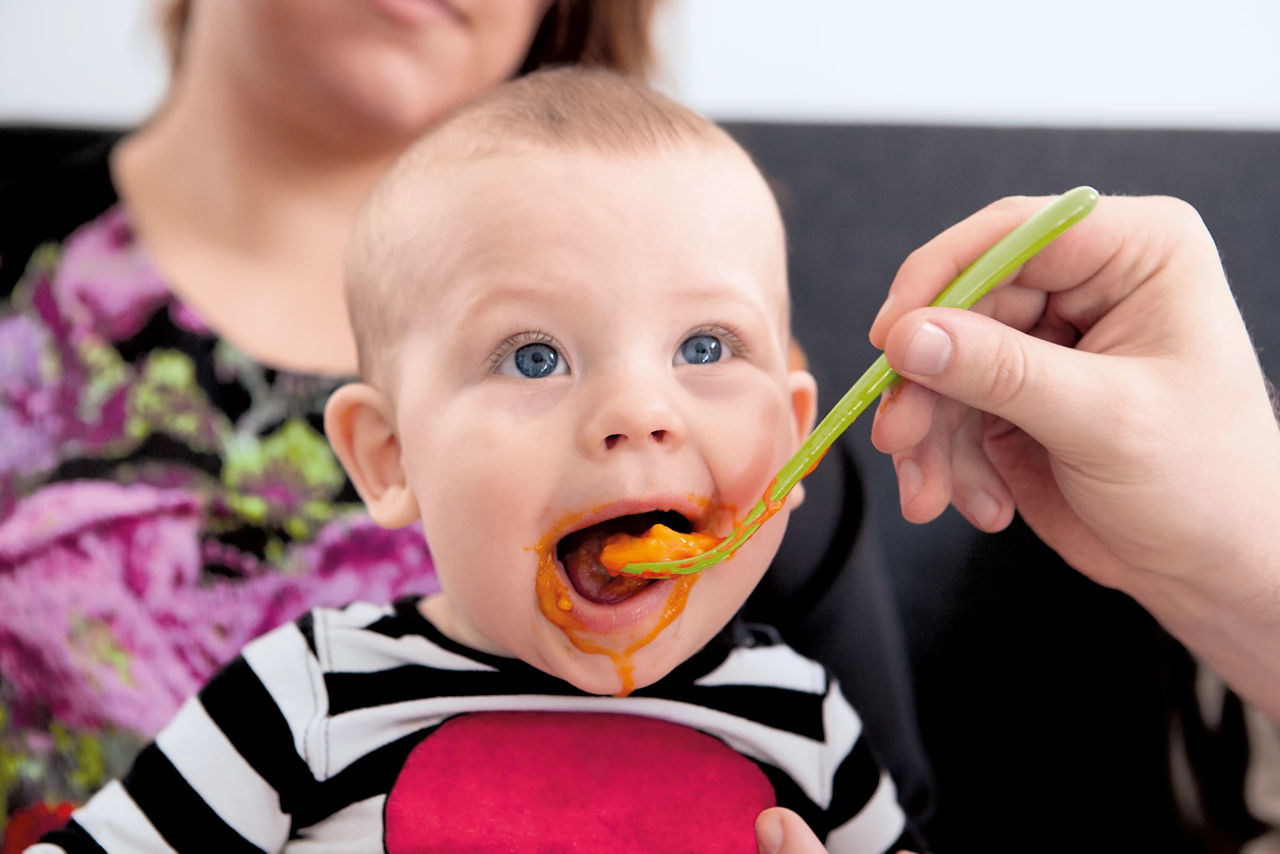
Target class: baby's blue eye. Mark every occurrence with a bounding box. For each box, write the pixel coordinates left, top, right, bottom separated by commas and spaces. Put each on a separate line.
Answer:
677, 334, 723, 365
505, 342, 563, 378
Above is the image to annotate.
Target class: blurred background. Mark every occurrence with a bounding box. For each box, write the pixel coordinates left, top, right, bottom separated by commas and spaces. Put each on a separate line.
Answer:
2, 0, 1279, 129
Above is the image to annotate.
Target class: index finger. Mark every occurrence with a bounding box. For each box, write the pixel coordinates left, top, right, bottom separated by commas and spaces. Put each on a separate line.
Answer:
867, 193, 1207, 348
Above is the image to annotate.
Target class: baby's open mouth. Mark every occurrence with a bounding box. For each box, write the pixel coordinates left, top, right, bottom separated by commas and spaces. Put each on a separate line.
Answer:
556, 510, 692, 605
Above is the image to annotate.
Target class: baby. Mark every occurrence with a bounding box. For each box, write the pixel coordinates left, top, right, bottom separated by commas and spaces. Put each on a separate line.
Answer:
30, 69, 918, 853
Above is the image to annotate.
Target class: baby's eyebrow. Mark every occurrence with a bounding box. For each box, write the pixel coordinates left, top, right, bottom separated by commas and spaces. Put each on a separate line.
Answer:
438, 276, 783, 336
669, 283, 782, 322
444, 280, 575, 324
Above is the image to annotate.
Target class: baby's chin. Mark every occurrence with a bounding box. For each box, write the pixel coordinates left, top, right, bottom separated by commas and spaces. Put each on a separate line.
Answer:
538, 578, 770, 695
532, 633, 695, 698
551, 662, 667, 698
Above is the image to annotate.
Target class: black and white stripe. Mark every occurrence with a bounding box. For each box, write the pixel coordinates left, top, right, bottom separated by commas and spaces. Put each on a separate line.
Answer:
33, 597, 913, 853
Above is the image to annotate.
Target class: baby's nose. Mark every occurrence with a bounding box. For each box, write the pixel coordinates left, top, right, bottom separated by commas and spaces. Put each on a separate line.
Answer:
604, 426, 671, 450
581, 378, 687, 457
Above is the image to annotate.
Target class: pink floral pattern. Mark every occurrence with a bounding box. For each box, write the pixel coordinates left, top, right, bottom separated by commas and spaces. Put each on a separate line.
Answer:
0, 205, 438, 829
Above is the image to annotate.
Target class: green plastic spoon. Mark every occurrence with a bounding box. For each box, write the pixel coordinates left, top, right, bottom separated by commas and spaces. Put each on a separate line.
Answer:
613, 185, 1100, 577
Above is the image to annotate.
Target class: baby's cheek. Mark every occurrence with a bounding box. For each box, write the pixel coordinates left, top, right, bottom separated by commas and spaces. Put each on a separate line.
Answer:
416, 432, 544, 554
435, 418, 545, 494
451, 465, 541, 536
709, 397, 793, 510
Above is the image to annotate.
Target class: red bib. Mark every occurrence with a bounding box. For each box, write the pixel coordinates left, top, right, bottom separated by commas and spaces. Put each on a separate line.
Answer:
385, 710, 776, 852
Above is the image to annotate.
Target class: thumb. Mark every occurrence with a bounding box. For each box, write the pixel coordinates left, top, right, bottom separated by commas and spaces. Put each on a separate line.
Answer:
883, 307, 1132, 454
755, 807, 828, 854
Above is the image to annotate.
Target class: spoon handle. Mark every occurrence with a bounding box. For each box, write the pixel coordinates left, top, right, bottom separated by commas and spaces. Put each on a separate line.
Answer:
622, 185, 1100, 576
766, 185, 1101, 508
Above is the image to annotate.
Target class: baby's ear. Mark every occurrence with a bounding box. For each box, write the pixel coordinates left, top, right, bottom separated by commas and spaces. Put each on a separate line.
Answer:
785, 368, 818, 509
324, 382, 419, 528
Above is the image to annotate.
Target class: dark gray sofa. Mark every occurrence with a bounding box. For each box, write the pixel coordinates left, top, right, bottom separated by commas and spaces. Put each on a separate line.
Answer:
3, 122, 1277, 852
726, 122, 1280, 853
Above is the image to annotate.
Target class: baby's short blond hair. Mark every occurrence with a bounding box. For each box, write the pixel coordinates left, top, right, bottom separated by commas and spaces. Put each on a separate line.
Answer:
345, 67, 759, 385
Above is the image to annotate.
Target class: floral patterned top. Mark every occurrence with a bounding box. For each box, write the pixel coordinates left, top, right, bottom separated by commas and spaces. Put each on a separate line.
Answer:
0, 201, 438, 838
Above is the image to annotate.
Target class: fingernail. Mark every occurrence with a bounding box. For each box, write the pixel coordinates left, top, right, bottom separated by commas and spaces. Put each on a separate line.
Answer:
755, 813, 783, 854
897, 458, 923, 505
901, 321, 953, 376
967, 490, 1001, 529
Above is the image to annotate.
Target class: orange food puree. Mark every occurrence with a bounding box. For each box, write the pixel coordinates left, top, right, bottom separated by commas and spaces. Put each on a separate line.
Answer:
532, 514, 708, 697
599, 524, 720, 574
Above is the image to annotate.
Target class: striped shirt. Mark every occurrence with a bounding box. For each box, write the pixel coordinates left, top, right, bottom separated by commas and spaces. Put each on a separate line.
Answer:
33, 597, 916, 853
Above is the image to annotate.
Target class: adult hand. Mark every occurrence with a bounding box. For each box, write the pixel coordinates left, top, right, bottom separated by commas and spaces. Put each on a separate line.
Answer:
755, 807, 827, 854
868, 194, 1280, 720
754, 807, 920, 854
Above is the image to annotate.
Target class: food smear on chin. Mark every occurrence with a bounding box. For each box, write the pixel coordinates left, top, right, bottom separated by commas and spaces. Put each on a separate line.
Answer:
599, 524, 720, 576
535, 549, 695, 696
532, 509, 709, 697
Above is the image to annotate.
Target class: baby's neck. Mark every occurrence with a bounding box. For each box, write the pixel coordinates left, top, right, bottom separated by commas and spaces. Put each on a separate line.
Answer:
418, 593, 510, 658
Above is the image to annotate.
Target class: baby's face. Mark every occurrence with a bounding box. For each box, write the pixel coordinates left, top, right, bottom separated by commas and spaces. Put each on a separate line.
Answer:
390, 145, 815, 695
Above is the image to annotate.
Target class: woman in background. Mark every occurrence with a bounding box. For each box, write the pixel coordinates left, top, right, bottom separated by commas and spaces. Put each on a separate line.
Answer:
0, 0, 650, 829
0, 0, 931, 843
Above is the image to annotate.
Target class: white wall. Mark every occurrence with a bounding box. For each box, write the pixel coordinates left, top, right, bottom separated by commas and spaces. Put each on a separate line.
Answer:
3, 0, 1280, 129
0, 0, 170, 126
657, 0, 1280, 128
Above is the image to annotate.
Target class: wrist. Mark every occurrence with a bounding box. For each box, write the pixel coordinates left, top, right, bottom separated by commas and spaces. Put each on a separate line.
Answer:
1126, 535, 1280, 723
